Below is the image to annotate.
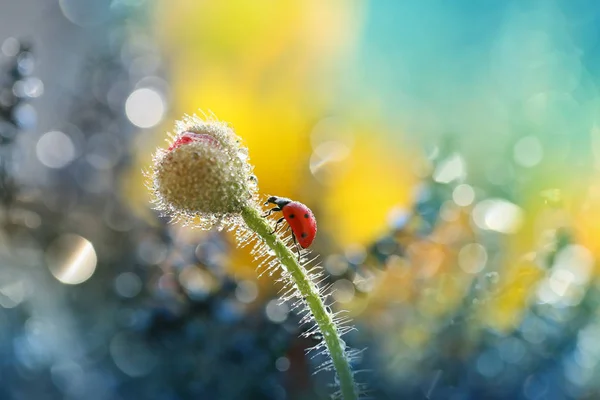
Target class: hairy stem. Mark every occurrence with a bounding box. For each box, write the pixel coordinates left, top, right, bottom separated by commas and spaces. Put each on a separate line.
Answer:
241, 205, 358, 400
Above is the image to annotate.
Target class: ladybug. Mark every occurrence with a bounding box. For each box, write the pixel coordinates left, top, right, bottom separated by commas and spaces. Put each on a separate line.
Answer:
263, 196, 317, 259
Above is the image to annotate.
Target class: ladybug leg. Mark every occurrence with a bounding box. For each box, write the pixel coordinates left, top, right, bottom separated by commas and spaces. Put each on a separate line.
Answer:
261, 207, 281, 218
269, 217, 285, 234
290, 231, 302, 260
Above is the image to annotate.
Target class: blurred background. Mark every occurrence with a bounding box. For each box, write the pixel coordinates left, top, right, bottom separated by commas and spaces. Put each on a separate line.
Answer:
2, 0, 600, 399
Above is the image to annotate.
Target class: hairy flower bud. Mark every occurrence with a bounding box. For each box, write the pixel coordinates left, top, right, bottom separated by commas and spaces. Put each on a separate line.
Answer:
148, 114, 359, 398
149, 115, 258, 228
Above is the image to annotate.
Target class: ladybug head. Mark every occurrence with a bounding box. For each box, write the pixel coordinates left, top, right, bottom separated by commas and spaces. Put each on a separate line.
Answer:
265, 196, 291, 208
265, 196, 278, 205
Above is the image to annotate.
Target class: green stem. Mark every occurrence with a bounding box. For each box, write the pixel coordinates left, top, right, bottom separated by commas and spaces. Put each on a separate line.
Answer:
241, 205, 358, 400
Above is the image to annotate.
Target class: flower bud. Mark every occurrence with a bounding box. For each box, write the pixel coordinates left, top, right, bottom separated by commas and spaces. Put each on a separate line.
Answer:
149, 116, 258, 227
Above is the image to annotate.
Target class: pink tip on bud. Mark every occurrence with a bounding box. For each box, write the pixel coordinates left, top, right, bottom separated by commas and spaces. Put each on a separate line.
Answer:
168, 132, 221, 151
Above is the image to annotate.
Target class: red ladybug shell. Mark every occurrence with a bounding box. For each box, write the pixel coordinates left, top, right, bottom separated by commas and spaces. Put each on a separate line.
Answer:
281, 201, 317, 248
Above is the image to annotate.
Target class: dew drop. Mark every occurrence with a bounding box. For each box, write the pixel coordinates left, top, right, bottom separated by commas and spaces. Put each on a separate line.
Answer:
248, 175, 258, 188
237, 148, 249, 161
486, 272, 500, 284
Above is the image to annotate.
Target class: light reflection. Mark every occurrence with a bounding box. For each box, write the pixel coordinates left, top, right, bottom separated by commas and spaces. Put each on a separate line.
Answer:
309, 141, 351, 182
16, 52, 35, 75
344, 244, 366, 265
387, 207, 411, 230
472, 199, 524, 234
331, 279, 355, 303
235, 280, 258, 303
536, 281, 560, 305
1, 37, 19, 57
36, 131, 75, 169
59, 0, 111, 27
11, 208, 42, 229
265, 299, 289, 323
433, 153, 465, 184
178, 266, 215, 300
46, 234, 97, 285
13, 103, 36, 129
514, 136, 543, 168
115, 272, 142, 298
554, 245, 593, 285
548, 270, 575, 297
325, 254, 349, 276
354, 270, 376, 293
13, 77, 44, 98
275, 356, 290, 372
476, 349, 503, 378
452, 184, 475, 207
0, 280, 27, 308
125, 87, 165, 128
136, 236, 167, 265
537, 245, 593, 307
458, 243, 487, 274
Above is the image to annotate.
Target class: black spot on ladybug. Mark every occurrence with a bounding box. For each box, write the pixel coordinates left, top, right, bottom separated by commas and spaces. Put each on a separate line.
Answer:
289, 214, 294, 218
301, 232, 308, 238
304, 213, 309, 218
